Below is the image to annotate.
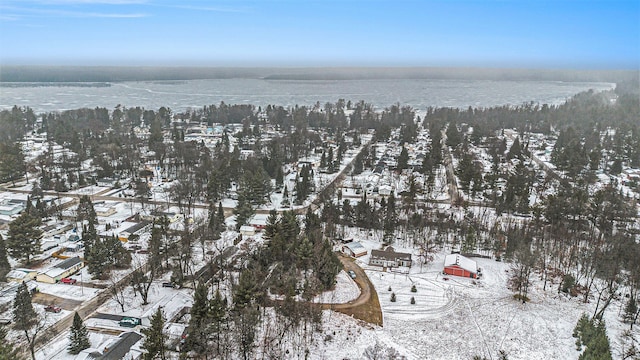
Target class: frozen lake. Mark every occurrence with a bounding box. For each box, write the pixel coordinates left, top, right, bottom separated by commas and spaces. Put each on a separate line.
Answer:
0, 78, 615, 113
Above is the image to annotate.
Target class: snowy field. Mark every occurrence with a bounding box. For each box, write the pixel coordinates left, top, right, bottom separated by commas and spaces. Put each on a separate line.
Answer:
324, 251, 638, 360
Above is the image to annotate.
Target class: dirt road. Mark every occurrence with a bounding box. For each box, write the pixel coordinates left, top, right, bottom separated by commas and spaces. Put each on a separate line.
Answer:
319, 255, 383, 326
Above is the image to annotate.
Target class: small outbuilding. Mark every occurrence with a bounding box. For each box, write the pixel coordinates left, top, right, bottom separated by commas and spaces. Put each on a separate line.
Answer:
443, 254, 479, 279
5, 268, 38, 283
239, 225, 256, 236
342, 241, 368, 258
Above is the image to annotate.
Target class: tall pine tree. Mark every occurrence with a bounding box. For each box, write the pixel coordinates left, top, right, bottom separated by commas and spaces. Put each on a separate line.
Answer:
186, 283, 210, 355
141, 307, 166, 360
0, 325, 23, 360
0, 233, 10, 281
68, 312, 90, 355
13, 282, 39, 360
7, 211, 43, 264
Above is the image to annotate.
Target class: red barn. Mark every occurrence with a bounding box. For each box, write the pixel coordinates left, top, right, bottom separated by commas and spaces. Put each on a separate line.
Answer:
443, 254, 479, 279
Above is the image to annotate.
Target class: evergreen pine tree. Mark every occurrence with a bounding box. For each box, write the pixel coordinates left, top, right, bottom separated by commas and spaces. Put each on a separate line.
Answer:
275, 166, 284, 187
68, 312, 90, 355
209, 288, 228, 357
0, 233, 10, 281
208, 203, 221, 240
234, 191, 254, 231
623, 296, 638, 326
262, 209, 280, 242
186, 283, 210, 354
208, 202, 218, 230
390, 292, 396, 302
282, 185, 289, 206
397, 146, 409, 170
6, 211, 43, 264
0, 325, 23, 360
87, 237, 108, 279
141, 307, 166, 360
13, 282, 39, 360
217, 201, 226, 233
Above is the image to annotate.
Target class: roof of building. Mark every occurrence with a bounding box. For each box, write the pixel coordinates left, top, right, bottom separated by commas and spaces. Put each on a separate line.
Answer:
6, 269, 29, 280
444, 254, 477, 273
240, 225, 255, 231
122, 220, 151, 234
370, 248, 412, 261
56, 256, 83, 270
343, 241, 367, 254
98, 332, 142, 360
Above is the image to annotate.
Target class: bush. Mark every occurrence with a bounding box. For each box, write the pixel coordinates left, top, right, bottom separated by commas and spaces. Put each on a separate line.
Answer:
390, 292, 396, 302
388, 286, 392, 291
411, 284, 417, 293
513, 293, 529, 303
561, 274, 576, 294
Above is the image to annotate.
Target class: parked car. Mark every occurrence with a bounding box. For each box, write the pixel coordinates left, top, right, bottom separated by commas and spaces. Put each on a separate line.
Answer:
162, 282, 176, 288
45, 305, 62, 313
119, 317, 141, 328
60, 277, 77, 285
348, 270, 357, 279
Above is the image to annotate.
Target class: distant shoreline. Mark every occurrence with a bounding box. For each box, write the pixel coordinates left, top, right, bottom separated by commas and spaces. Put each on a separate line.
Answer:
0, 66, 636, 84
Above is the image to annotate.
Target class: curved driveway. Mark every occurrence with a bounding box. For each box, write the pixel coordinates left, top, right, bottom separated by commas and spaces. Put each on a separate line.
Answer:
319, 255, 383, 326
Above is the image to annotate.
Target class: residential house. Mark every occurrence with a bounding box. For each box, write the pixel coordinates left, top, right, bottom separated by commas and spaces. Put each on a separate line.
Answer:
369, 247, 412, 268
36, 256, 84, 284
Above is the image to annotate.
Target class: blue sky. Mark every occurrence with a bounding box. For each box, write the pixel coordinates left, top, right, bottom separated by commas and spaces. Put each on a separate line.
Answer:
0, 0, 638, 68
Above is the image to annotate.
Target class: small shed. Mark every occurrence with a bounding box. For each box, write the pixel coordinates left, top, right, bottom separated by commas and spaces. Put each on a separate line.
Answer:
36, 256, 84, 284
443, 254, 479, 279
239, 225, 256, 236
369, 247, 412, 268
342, 241, 368, 258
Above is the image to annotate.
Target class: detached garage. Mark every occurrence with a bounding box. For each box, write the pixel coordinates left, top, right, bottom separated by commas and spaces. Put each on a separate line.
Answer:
443, 254, 479, 279
342, 241, 368, 258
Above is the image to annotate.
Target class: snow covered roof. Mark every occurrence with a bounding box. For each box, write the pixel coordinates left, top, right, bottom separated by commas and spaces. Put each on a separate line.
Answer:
140, 291, 193, 321
444, 254, 477, 273
98, 332, 142, 360
343, 241, 367, 254
6, 269, 31, 280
